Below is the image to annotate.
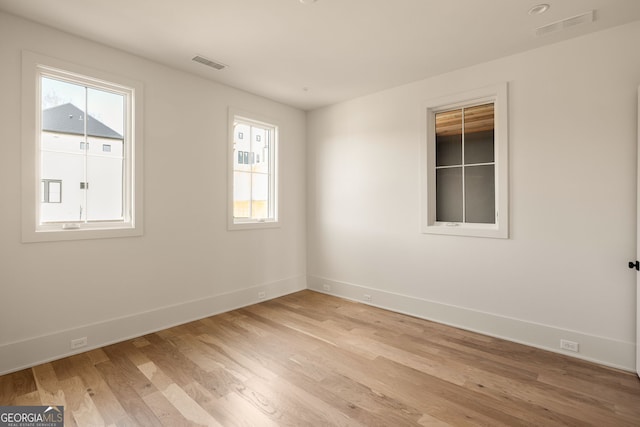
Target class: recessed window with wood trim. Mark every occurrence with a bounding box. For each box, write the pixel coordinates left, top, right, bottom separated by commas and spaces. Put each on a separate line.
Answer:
421, 84, 508, 238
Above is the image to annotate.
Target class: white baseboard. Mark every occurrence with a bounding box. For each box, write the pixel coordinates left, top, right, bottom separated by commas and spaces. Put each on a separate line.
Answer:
0, 276, 306, 375
2, 275, 634, 375
307, 276, 636, 372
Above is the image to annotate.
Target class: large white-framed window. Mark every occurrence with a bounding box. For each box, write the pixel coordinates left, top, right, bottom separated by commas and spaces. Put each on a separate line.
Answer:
22, 51, 144, 242
420, 83, 508, 238
228, 108, 279, 230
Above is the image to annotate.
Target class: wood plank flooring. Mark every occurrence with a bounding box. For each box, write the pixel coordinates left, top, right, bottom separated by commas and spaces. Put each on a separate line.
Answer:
1, 290, 639, 426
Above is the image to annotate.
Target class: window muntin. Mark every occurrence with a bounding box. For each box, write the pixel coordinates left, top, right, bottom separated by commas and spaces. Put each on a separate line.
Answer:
421, 83, 508, 239
229, 110, 279, 229
22, 51, 143, 242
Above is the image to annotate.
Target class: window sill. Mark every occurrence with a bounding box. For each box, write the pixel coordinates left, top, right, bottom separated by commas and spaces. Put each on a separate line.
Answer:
228, 220, 280, 231
23, 223, 142, 243
422, 222, 507, 239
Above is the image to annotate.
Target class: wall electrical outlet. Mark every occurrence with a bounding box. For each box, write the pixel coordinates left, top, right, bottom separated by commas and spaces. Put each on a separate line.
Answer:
560, 339, 579, 352
70, 337, 87, 350
258, 291, 266, 299
323, 284, 331, 292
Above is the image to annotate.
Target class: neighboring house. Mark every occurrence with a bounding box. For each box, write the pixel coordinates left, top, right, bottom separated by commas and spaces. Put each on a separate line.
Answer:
40, 103, 124, 223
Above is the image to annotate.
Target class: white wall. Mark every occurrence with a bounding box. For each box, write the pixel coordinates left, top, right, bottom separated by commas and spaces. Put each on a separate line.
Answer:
1, 10, 638, 375
307, 21, 640, 370
0, 12, 307, 374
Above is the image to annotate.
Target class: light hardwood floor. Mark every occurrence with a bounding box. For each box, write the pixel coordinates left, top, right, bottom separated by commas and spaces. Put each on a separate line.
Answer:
1, 290, 639, 426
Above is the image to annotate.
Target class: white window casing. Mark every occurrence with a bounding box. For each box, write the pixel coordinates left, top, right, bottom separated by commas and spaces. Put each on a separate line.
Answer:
420, 83, 509, 238
21, 51, 144, 242
228, 107, 280, 230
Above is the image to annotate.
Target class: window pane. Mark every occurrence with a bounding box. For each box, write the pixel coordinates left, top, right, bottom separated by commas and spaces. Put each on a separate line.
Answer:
464, 104, 494, 164
435, 109, 462, 166
86, 139, 124, 221
83, 87, 125, 221
87, 87, 124, 138
40, 76, 127, 224
436, 167, 463, 222
40, 77, 87, 223
465, 165, 495, 224
252, 173, 269, 219
233, 171, 251, 218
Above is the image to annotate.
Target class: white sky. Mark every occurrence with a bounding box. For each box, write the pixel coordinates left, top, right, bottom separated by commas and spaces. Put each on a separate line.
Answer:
42, 77, 124, 134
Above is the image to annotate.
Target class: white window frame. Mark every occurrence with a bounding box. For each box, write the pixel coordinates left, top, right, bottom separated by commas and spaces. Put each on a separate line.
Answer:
420, 83, 508, 239
21, 51, 144, 242
228, 107, 280, 230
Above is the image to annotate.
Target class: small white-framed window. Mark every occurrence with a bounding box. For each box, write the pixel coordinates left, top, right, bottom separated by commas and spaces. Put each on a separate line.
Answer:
228, 108, 279, 230
420, 83, 508, 238
41, 179, 62, 203
22, 51, 144, 242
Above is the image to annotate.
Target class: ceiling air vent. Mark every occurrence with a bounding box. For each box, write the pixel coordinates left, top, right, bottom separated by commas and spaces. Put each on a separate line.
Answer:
535, 10, 595, 37
192, 55, 227, 70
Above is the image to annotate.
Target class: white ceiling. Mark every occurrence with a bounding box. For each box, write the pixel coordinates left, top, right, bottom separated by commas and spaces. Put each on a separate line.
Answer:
2, 0, 640, 110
